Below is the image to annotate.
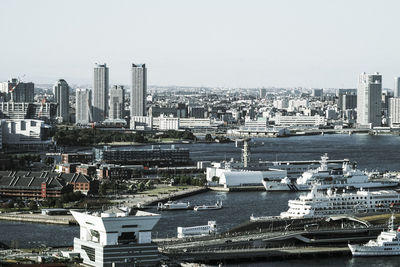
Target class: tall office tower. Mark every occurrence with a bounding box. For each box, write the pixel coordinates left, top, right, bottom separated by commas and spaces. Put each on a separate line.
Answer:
76, 88, 92, 125
311, 88, 323, 97
93, 63, 109, 122
0, 78, 34, 102
394, 77, 400, 97
341, 94, 357, 110
357, 72, 382, 127
109, 85, 125, 120
53, 79, 70, 122
131, 63, 147, 117
259, 88, 267, 99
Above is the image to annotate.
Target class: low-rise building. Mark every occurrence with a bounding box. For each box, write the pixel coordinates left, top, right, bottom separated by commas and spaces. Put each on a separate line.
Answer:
76, 164, 97, 177
94, 145, 191, 167
61, 153, 94, 164
274, 115, 326, 127
0, 171, 97, 198
1, 119, 53, 151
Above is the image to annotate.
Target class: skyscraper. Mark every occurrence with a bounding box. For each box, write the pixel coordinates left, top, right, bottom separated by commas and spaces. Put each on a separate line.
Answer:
357, 72, 382, 127
259, 88, 267, 99
93, 63, 109, 122
53, 79, 70, 122
76, 88, 92, 125
131, 63, 147, 117
109, 85, 125, 120
394, 77, 400, 97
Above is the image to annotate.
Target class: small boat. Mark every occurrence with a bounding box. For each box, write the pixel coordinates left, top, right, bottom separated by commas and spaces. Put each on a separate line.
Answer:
349, 214, 400, 256
193, 201, 223, 211
177, 221, 217, 238
157, 201, 192, 211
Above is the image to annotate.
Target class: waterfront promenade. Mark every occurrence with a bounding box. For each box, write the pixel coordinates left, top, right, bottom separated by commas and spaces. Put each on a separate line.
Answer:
0, 186, 207, 225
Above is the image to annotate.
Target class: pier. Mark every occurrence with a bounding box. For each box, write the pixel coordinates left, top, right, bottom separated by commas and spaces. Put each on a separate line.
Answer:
157, 215, 387, 264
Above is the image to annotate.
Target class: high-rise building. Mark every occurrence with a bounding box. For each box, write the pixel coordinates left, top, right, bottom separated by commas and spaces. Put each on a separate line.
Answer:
93, 63, 109, 122
357, 72, 382, 127
53, 79, 70, 122
341, 94, 357, 110
394, 77, 400, 97
389, 97, 400, 128
259, 88, 267, 99
311, 88, 323, 97
109, 85, 125, 120
337, 89, 357, 110
0, 78, 34, 103
76, 88, 92, 125
131, 63, 147, 117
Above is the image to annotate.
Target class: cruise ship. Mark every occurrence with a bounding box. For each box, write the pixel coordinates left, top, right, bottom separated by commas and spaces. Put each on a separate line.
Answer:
262, 154, 398, 192
349, 215, 400, 256
280, 186, 400, 219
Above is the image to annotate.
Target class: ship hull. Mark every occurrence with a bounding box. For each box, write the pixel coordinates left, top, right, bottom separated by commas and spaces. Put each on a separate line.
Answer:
349, 244, 400, 256
262, 180, 398, 192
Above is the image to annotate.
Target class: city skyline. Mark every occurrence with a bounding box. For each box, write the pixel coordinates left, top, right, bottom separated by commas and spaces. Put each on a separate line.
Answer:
2, 0, 400, 89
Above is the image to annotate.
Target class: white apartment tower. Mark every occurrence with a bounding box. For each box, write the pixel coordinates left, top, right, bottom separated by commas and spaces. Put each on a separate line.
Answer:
131, 63, 147, 117
53, 79, 69, 122
394, 77, 400, 98
357, 72, 382, 127
76, 88, 92, 125
109, 85, 125, 120
93, 63, 109, 122
389, 98, 400, 128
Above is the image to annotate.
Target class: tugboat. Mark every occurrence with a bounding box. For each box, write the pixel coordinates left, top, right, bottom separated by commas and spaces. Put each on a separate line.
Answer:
349, 214, 400, 256
193, 201, 223, 211
157, 201, 192, 211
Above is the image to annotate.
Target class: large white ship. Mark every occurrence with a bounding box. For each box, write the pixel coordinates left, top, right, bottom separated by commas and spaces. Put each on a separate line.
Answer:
349, 215, 400, 256
262, 154, 398, 192
280, 186, 400, 219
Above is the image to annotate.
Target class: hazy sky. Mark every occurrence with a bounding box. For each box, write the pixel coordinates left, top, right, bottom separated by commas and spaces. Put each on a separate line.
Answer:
1, 0, 400, 89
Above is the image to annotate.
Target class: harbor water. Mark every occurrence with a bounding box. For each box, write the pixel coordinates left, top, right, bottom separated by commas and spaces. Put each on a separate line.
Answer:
2, 134, 400, 266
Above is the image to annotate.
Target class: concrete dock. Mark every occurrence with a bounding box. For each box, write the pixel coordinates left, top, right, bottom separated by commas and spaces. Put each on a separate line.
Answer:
0, 212, 76, 225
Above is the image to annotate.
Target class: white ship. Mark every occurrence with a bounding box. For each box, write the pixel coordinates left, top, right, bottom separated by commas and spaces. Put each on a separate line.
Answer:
349, 215, 400, 256
262, 154, 398, 192
157, 201, 192, 211
177, 221, 217, 238
193, 201, 223, 211
280, 186, 400, 219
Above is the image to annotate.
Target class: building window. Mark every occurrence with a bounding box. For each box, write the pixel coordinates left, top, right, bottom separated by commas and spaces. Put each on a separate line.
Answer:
20, 121, 26, 131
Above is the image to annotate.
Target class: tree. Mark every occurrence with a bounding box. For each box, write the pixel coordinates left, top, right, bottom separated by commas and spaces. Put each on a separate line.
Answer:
137, 182, 145, 192
28, 201, 38, 210
205, 134, 213, 142
212, 176, 219, 182
99, 183, 107, 196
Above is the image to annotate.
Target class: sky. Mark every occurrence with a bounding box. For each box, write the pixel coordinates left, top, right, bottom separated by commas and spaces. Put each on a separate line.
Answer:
1, 0, 400, 89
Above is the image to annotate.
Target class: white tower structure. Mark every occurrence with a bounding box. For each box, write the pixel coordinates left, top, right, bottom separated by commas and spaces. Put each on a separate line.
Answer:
357, 72, 382, 128
71, 208, 161, 267
76, 88, 92, 125
389, 97, 400, 128
53, 79, 69, 122
394, 77, 400, 98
